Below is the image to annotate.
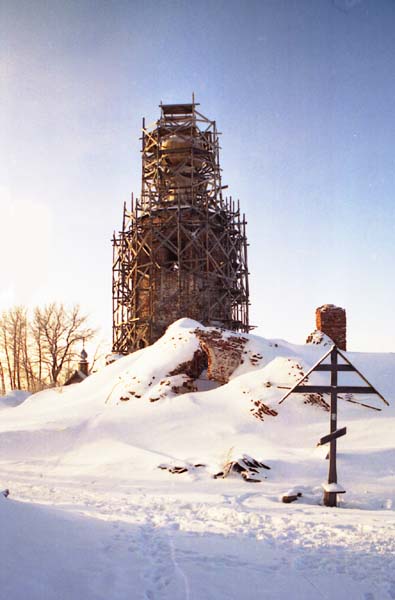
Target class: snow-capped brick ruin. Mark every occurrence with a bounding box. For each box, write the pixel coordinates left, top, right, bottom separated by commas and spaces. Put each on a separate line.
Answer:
307, 304, 347, 350
194, 328, 248, 383
107, 320, 335, 423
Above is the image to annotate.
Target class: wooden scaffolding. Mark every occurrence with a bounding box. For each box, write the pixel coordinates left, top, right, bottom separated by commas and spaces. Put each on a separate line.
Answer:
112, 100, 250, 354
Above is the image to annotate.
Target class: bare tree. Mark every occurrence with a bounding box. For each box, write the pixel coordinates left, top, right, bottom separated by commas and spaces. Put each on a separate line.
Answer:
0, 303, 97, 392
0, 360, 6, 396
0, 307, 32, 392
89, 339, 110, 373
0, 314, 14, 390
31, 303, 95, 386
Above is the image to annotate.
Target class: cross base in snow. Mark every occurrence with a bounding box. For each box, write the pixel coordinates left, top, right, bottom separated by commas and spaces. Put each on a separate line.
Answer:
322, 482, 346, 507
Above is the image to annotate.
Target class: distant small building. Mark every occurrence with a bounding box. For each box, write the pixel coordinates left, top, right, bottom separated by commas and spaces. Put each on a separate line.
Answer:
64, 348, 90, 385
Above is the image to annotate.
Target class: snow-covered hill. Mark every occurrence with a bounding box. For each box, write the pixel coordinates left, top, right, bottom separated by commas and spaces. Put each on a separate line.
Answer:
1, 319, 394, 600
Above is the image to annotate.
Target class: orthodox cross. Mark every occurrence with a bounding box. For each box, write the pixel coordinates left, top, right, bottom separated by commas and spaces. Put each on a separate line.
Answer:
279, 345, 389, 507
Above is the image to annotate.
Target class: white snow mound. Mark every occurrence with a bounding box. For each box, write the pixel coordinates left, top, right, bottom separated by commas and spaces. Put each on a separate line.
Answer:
1, 319, 395, 600
0, 319, 393, 509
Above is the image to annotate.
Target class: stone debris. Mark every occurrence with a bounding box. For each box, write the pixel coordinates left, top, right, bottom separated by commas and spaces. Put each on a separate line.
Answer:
303, 393, 330, 411
250, 400, 278, 420
305, 329, 334, 347
280, 359, 329, 412
170, 377, 197, 394
214, 455, 270, 483
282, 492, 302, 504
249, 352, 263, 366
158, 463, 206, 475
159, 456, 270, 483
168, 349, 208, 379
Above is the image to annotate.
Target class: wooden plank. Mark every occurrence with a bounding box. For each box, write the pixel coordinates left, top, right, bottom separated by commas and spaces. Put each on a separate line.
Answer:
160, 103, 197, 114
315, 364, 355, 372
318, 427, 347, 446
340, 396, 382, 411
328, 347, 338, 502
293, 385, 379, 394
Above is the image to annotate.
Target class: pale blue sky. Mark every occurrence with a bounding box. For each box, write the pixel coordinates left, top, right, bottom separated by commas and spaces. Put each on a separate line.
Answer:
1, 0, 395, 351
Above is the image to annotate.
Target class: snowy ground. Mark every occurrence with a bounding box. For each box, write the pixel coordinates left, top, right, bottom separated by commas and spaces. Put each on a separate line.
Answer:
0, 389, 31, 410
1, 319, 394, 600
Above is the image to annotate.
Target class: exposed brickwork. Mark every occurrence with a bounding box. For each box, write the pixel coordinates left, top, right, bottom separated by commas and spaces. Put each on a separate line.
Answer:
194, 329, 248, 384
303, 394, 330, 411
305, 329, 333, 347
168, 349, 207, 379
315, 304, 347, 350
250, 400, 278, 421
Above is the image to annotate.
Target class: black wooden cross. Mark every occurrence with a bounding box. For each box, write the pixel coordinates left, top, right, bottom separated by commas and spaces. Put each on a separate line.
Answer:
279, 345, 389, 507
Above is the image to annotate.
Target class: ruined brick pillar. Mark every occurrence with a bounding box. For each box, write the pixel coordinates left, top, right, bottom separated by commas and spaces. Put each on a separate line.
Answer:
315, 304, 346, 350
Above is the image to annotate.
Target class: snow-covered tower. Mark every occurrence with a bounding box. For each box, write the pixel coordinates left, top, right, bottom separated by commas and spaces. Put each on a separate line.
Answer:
112, 100, 250, 353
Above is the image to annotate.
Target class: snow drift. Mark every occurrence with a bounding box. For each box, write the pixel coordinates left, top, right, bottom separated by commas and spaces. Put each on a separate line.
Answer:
1, 319, 394, 600
0, 318, 393, 504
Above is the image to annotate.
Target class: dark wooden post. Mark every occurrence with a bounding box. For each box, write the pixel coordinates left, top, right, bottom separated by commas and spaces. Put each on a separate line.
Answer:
324, 346, 338, 507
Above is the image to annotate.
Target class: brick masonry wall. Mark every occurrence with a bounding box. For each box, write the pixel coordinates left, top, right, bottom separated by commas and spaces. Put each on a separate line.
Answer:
315, 304, 347, 350
135, 208, 234, 344
195, 329, 248, 384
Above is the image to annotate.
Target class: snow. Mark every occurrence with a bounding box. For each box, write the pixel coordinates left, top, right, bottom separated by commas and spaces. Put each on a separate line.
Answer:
0, 319, 394, 599
0, 389, 31, 410
322, 482, 346, 493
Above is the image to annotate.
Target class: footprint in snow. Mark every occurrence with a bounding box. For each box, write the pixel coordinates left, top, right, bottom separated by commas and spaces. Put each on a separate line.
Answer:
139, 526, 177, 600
